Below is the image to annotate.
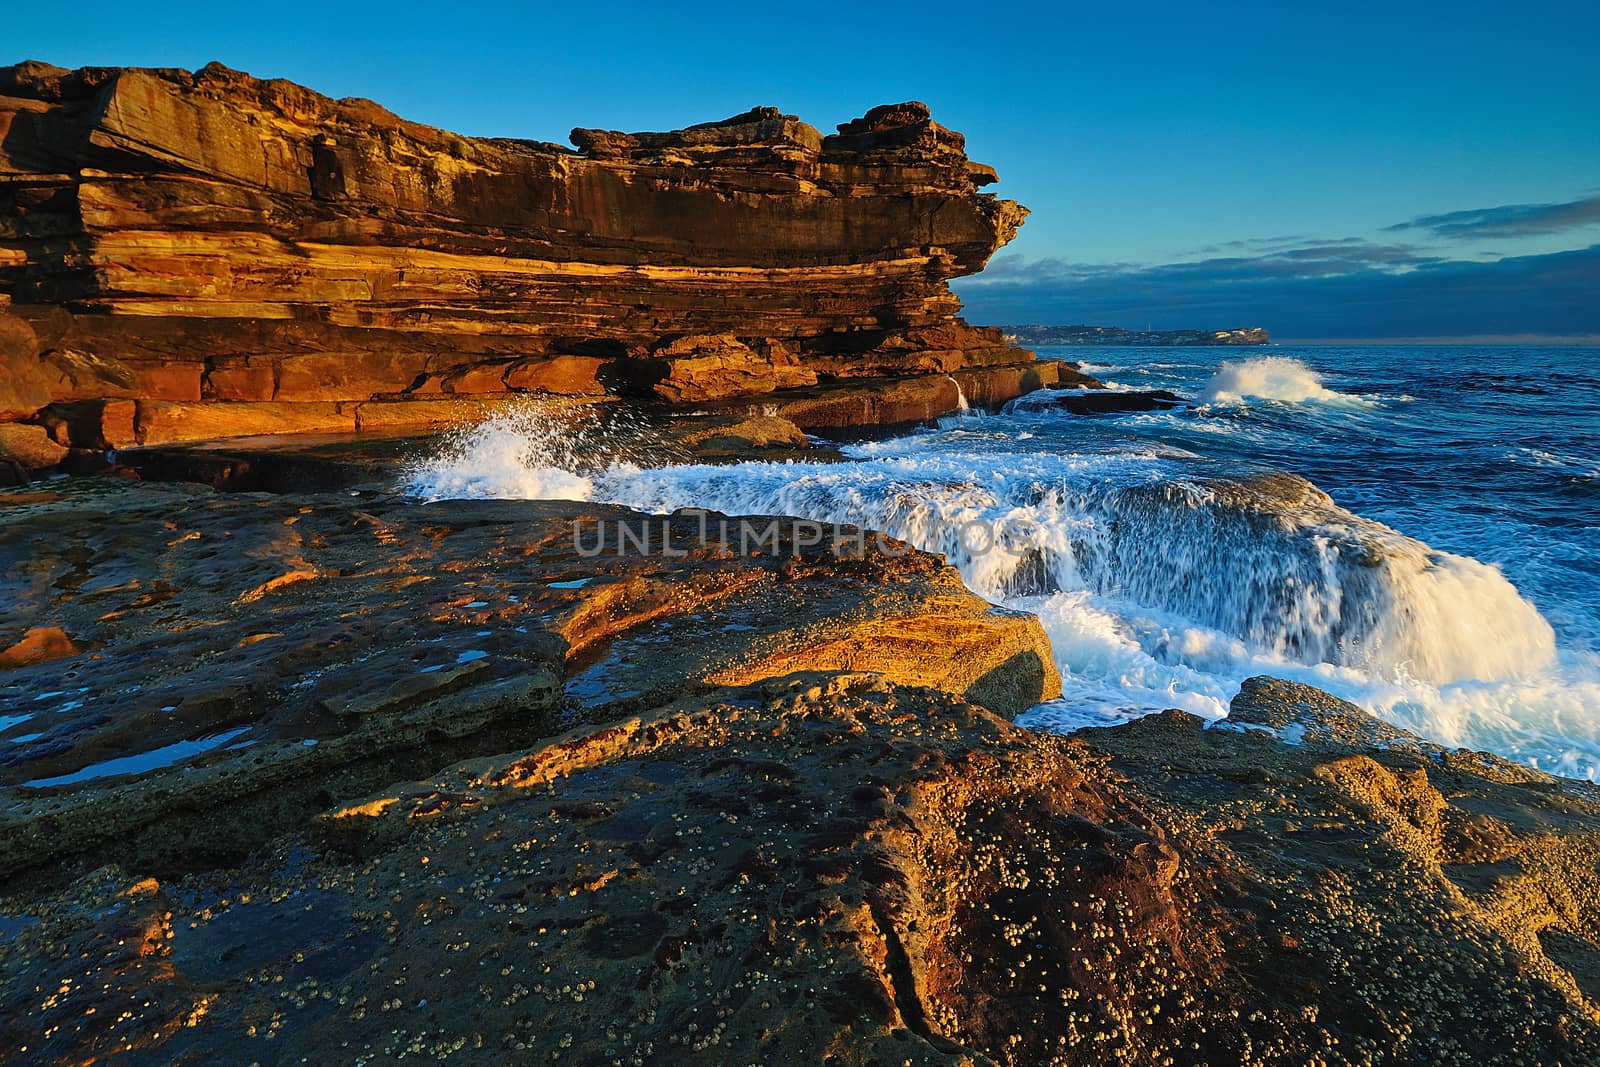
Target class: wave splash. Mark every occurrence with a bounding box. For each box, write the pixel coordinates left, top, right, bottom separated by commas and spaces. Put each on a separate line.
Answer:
403, 400, 670, 503
1201, 355, 1374, 407
597, 444, 1555, 688
404, 400, 1592, 776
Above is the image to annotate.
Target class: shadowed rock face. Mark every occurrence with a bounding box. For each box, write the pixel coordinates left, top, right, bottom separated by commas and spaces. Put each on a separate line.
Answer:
0, 61, 1041, 454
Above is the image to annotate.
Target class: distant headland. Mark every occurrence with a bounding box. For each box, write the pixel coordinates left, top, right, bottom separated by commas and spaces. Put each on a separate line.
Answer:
1007, 324, 1269, 346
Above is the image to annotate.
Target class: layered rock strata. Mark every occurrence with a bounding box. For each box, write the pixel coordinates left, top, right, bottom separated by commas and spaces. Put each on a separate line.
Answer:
0, 480, 1059, 880
0, 61, 1051, 466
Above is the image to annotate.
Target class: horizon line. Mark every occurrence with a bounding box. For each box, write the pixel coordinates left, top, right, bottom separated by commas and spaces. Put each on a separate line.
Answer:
1270, 334, 1600, 345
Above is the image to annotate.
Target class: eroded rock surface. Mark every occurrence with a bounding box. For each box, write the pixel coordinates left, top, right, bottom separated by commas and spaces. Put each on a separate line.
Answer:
7, 671, 1600, 1065
0, 480, 1058, 882
0, 62, 1052, 463
5, 484, 1600, 1065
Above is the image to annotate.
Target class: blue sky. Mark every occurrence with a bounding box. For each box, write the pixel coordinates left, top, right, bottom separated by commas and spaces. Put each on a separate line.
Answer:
10, 1, 1599, 337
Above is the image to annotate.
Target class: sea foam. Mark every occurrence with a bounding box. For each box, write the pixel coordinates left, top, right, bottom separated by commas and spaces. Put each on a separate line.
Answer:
403, 397, 1593, 778
1200, 355, 1375, 407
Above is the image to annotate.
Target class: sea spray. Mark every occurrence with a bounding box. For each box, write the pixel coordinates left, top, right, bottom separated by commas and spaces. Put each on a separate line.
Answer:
402, 386, 1594, 778
1200, 355, 1376, 407
402, 399, 672, 502
404, 403, 1556, 684
587, 446, 1555, 686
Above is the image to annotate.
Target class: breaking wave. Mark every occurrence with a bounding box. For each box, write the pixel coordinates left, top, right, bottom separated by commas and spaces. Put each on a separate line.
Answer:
401, 399, 1599, 776
1201, 356, 1376, 407
403, 400, 669, 502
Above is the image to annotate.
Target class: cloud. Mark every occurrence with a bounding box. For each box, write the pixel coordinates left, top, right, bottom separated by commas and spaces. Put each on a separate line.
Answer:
972, 240, 1437, 288
1187, 234, 1359, 256
953, 244, 1600, 339
1384, 194, 1600, 240
970, 254, 1141, 283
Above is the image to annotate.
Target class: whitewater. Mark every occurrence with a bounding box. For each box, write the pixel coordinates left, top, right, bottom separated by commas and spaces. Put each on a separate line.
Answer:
405, 345, 1600, 780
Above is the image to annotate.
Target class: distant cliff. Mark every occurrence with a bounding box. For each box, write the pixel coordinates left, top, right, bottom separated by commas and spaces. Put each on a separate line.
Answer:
1007, 324, 1269, 346
0, 62, 1053, 453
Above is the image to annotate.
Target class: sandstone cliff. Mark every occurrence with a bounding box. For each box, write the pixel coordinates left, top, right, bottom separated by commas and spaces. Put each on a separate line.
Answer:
0, 61, 1059, 462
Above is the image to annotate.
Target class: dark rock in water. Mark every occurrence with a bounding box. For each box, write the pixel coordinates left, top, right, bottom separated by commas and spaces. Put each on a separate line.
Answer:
1029, 387, 1187, 415
710, 359, 1101, 434
0, 62, 1059, 463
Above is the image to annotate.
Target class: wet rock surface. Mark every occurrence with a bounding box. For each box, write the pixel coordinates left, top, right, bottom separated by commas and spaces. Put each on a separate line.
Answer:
0, 480, 1057, 885
6, 666, 1600, 1065
3, 483, 1599, 1065
107, 402, 834, 492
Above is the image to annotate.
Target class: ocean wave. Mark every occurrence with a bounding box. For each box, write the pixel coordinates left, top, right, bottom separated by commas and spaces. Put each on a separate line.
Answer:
405, 398, 1592, 779
1200, 356, 1378, 408
1019, 589, 1600, 781
404, 405, 1560, 687
1508, 446, 1600, 480
403, 400, 664, 502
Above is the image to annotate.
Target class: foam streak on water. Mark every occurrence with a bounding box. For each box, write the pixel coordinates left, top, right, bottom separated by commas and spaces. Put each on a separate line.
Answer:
404, 349, 1600, 780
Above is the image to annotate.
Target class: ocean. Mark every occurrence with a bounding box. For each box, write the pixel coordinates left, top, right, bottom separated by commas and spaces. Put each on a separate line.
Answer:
407, 345, 1600, 780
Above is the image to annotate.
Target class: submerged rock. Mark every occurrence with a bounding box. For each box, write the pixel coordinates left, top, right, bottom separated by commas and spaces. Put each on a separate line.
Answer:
1024, 387, 1187, 415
